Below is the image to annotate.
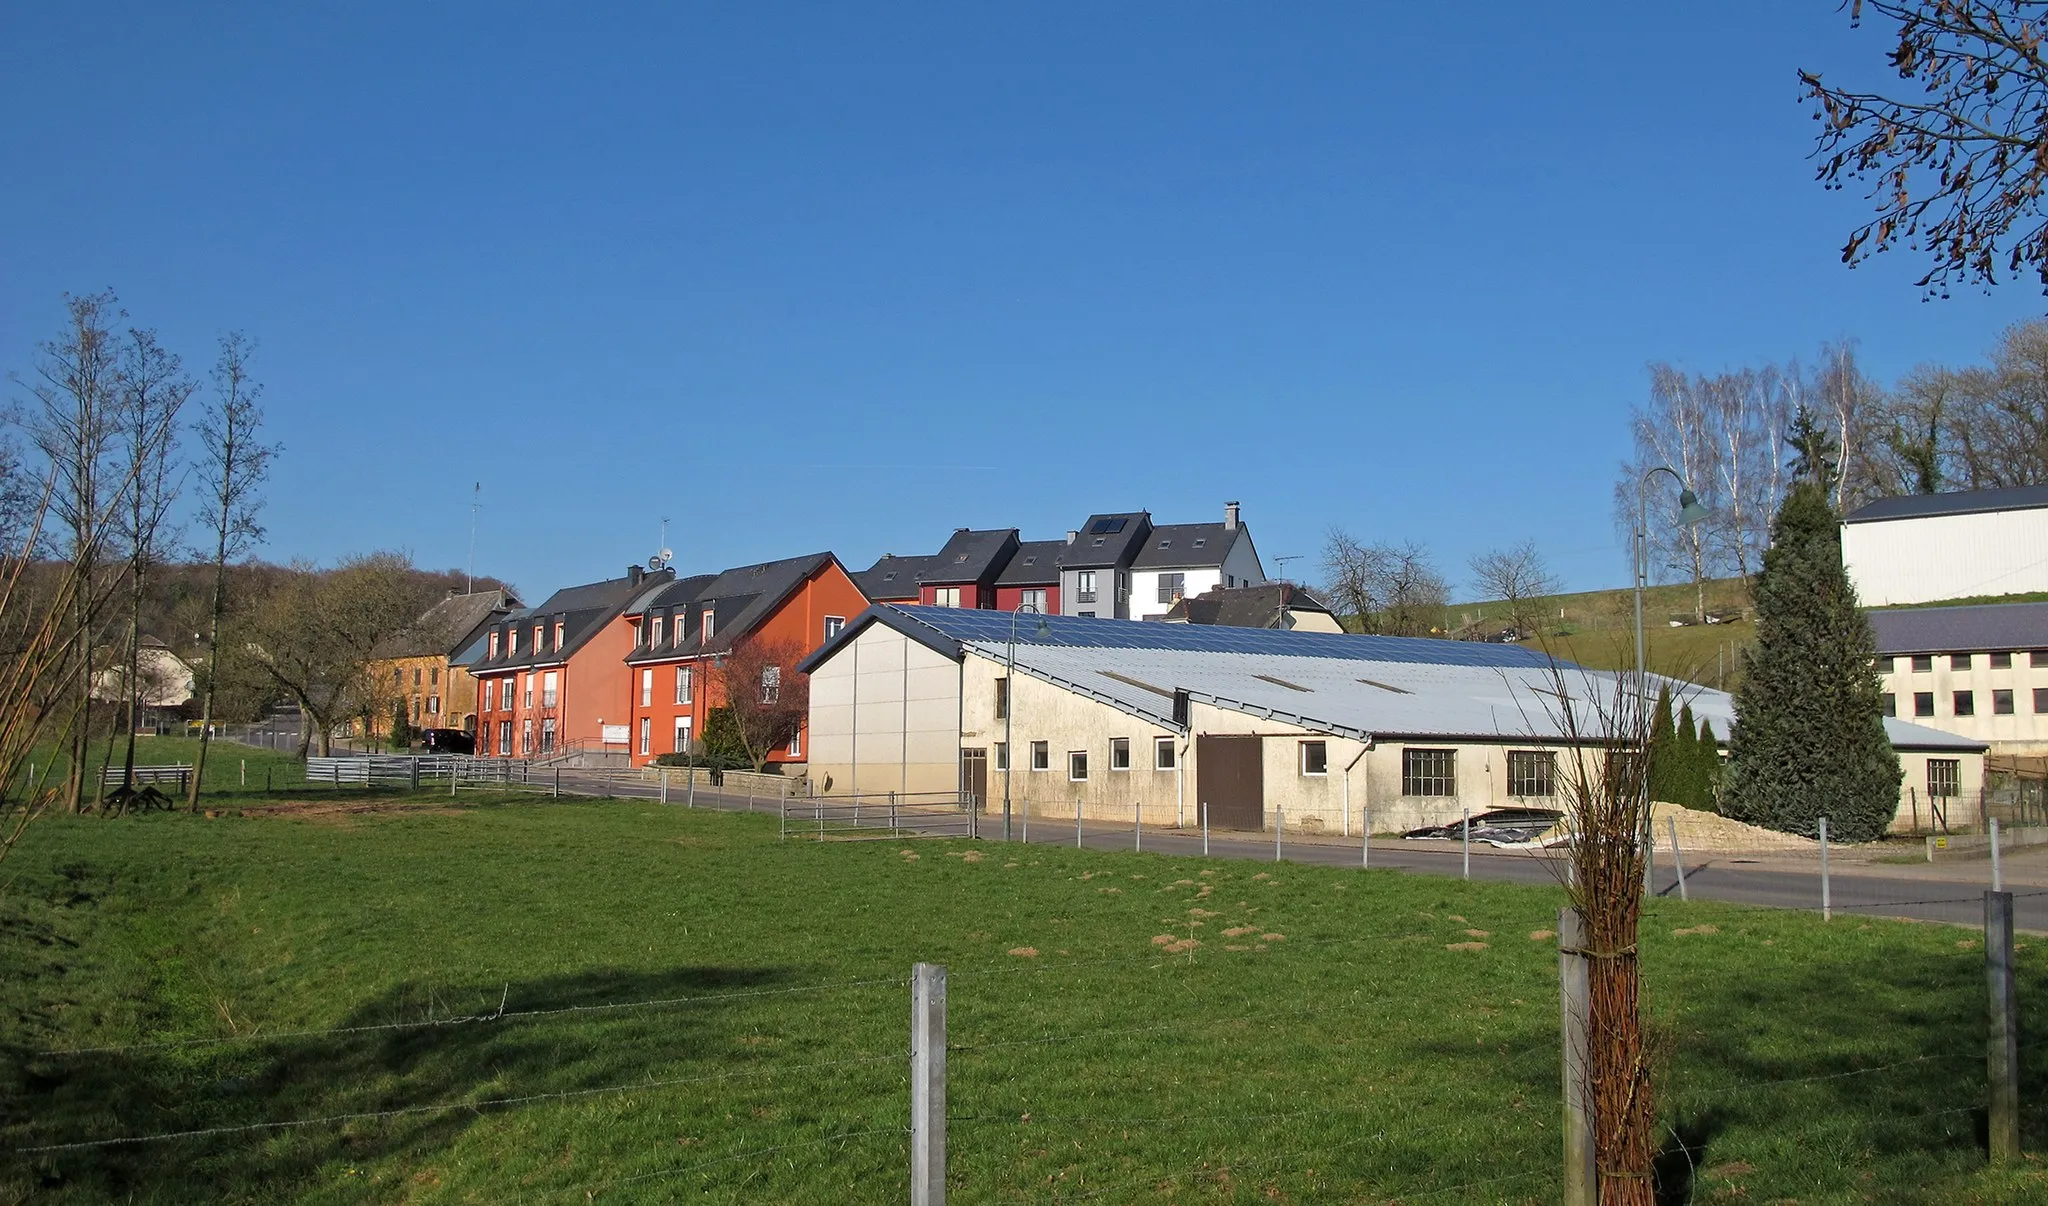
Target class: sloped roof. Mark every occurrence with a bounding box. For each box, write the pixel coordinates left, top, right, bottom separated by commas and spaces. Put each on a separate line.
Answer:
1162, 583, 1334, 628
855, 553, 940, 601
925, 528, 1019, 586
375, 588, 521, 659
994, 539, 1072, 587
1869, 602, 2048, 654
1064, 512, 1152, 570
1845, 485, 2048, 524
626, 552, 838, 663
461, 572, 664, 672
1129, 522, 1247, 571
800, 604, 1982, 752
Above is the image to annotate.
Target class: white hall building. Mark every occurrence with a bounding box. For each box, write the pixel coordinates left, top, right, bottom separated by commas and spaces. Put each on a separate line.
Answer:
1844, 485, 2048, 607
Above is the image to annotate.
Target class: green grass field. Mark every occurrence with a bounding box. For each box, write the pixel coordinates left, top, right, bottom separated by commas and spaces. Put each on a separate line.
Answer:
3, 799, 2046, 1203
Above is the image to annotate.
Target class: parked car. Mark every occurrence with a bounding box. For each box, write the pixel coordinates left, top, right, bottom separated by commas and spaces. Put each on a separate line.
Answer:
421, 728, 475, 755
1402, 807, 1562, 847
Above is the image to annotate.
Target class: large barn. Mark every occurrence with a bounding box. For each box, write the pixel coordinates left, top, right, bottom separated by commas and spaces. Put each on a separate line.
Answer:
798, 605, 1984, 835
1843, 485, 2048, 607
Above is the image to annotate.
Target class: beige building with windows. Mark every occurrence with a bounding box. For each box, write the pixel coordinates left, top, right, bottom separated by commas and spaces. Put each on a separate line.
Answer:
802, 605, 1981, 834
1870, 602, 2048, 757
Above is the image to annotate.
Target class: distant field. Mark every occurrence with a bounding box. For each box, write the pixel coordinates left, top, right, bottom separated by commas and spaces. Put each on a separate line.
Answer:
2, 798, 2043, 1203
1448, 577, 1756, 688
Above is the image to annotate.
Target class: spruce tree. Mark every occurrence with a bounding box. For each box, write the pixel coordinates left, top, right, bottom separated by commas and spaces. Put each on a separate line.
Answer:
1671, 700, 1699, 808
1722, 477, 1900, 840
1647, 682, 1679, 803
1690, 710, 1722, 812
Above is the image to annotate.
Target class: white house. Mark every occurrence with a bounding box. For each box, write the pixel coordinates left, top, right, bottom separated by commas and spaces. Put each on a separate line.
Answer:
800, 605, 1983, 835
1843, 485, 2048, 607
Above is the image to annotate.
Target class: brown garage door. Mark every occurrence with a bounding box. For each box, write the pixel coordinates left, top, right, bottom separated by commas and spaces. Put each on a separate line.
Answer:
1197, 735, 1264, 830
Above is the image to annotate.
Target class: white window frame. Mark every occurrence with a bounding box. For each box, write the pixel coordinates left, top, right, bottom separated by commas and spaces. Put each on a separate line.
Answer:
639, 716, 651, 755
932, 586, 962, 608
1021, 588, 1048, 612
1068, 750, 1089, 782
1110, 737, 1130, 771
994, 742, 1008, 772
824, 615, 845, 641
523, 673, 533, 709
542, 671, 558, 709
641, 667, 653, 707
676, 665, 693, 704
674, 717, 693, 753
651, 617, 664, 647
1030, 741, 1049, 771
702, 608, 716, 641
1299, 740, 1328, 776
1155, 736, 1175, 770
788, 729, 802, 757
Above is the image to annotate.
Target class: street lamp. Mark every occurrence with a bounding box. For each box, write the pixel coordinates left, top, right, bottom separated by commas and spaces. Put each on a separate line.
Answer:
1633, 467, 1710, 866
1003, 605, 1051, 842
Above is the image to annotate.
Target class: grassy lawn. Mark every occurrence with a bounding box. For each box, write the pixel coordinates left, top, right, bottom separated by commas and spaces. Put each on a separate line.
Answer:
3, 800, 2047, 1203
20, 735, 390, 803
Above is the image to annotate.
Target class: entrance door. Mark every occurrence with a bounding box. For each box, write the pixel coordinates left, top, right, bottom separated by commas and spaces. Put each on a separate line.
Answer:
1197, 735, 1264, 829
960, 748, 988, 812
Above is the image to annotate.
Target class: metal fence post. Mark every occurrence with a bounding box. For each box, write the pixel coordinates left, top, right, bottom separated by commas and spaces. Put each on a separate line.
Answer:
660, 769, 668, 805
1461, 808, 1471, 880
1559, 907, 1596, 1206
817, 790, 824, 841
1362, 807, 1370, 869
890, 791, 899, 837
780, 792, 787, 841
1134, 800, 1141, 852
1275, 808, 1283, 862
239, 759, 245, 787
1075, 797, 1082, 850
1988, 890, 2020, 1164
1021, 794, 1028, 845
1820, 815, 1831, 921
554, 767, 561, 798
687, 765, 696, 808
1666, 816, 1688, 901
1202, 800, 1209, 857
1992, 817, 2004, 892
911, 962, 947, 1206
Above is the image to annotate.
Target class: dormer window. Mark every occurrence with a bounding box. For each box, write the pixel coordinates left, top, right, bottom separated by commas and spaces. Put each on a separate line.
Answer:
507, 629, 517, 655
531, 624, 542, 651
554, 620, 565, 650
489, 632, 500, 658
673, 613, 684, 646
702, 608, 715, 641
651, 617, 664, 646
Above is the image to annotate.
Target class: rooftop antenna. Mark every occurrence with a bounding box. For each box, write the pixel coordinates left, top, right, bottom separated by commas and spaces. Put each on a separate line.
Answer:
467, 482, 481, 592
1273, 554, 1302, 583
648, 516, 674, 572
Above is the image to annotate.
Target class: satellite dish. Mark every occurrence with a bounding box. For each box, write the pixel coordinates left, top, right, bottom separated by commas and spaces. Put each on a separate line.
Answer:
659, 547, 673, 563
648, 555, 665, 571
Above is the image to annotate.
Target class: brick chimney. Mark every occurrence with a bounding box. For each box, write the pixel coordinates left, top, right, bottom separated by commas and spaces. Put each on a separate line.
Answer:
1066, 530, 1079, 545
627, 564, 644, 586
1224, 501, 1240, 530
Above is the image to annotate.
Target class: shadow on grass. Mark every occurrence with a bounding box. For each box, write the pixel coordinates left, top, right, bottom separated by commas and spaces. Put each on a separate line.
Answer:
5, 963, 801, 1201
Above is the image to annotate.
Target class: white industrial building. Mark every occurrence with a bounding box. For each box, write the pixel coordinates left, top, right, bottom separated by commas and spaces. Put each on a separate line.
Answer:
1869, 601, 2048, 756
1843, 485, 2048, 607
799, 605, 1984, 835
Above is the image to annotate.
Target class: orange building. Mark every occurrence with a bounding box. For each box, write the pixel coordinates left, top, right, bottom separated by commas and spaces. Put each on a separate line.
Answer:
467, 566, 672, 759
621, 552, 867, 767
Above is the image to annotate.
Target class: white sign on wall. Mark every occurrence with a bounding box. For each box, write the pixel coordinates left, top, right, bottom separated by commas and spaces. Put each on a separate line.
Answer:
601, 724, 630, 746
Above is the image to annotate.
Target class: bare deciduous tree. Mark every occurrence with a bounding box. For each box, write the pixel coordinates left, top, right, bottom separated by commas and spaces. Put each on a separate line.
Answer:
1467, 540, 1561, 639
1321, 530, 1449, 637
243, 554, 430, 756
189, 334, 275, 807
1803, 0, 2048, 295
712, 638, 810, 772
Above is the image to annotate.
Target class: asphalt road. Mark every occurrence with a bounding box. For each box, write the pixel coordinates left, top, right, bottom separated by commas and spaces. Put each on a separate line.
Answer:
531, 772, 2046, 929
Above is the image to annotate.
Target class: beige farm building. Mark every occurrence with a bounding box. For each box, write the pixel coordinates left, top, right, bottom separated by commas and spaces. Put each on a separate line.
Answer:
800, 606, 1984, 835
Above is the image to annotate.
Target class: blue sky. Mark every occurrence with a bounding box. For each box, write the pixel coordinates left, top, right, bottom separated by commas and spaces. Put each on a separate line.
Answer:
2, 3, 2040, 602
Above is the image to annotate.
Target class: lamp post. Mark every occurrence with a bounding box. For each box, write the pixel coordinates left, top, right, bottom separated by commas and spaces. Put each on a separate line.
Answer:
1003, 605, 1050, 842
1634, 467, 1711, 863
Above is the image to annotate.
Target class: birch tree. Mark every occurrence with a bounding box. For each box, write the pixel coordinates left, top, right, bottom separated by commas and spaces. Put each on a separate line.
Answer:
188, 334, 274, 807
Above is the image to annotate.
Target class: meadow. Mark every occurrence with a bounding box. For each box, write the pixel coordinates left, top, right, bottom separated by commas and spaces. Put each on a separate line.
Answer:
2, 794, 2045, 1203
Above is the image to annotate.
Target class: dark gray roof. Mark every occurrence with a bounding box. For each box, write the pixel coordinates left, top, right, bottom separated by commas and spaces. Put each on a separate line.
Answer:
375, 587, 521, 659
1130, 522, 1245, 571
462, 571, 666, 672
855, 553, 940, 601
926, 528, 1019, 586
1064, 512, 1152, 569
1868, 602, 2048, 655
1161, 583, 1333, 628
994, 539, 1072, 587
1845, 485, 2048, 524
626, 552, 838, 663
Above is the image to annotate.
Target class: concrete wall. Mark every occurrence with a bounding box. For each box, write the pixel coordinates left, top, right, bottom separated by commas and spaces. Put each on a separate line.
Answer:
806, 623, 961, 799
1880, 653, 2048, 755
1844, 509, 2048, 606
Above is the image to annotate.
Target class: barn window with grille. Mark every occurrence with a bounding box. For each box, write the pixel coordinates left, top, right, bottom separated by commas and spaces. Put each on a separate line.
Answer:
1928, 759, 1960, 799
1507, 750, 1555, 798
1401, 748, 1456, 797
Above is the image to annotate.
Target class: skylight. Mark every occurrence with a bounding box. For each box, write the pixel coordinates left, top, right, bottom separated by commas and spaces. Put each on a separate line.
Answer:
1158, 540, 1171, 549
1192, 538, 1206, 548
1022, 556, 1037, 565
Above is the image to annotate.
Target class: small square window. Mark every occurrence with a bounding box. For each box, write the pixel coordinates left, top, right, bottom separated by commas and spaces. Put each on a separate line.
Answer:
1876, 656, 1894, 673
994, 742, 1008, 772
1401, 748, 1456, 797
1509, 750, 1556, 797
1068, 750, 1089, 781
1928, 758, 1960, 798
1954, 690, 1975, 717
1030, 741, 1049, 771
1882, 693, 1896, 717
824, 616, 845, 641
1155, 737, 1176, 770
1952, 652, 1973, 670
1300, 740, 1328, 776
2036, 687, 2048, 713
1915, 691, 1934, 717
1992, 651, 2013, 669
1912, 655, 1933, 673
2033, 650, 2048, 668
1995, 689, 2014, 715
1110, 737, 1130, 770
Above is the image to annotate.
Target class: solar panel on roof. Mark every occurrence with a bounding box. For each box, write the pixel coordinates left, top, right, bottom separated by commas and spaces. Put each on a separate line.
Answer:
1090, 518, 1127, 534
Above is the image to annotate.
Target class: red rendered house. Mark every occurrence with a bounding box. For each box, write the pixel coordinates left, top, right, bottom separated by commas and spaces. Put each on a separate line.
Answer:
991, 538, 1067, 614
621, 551, 868, 767
467, 566, 672, 759
915, 528, 1017, 609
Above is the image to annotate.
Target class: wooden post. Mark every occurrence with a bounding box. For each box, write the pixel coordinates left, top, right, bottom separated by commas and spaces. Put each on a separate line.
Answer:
1559, 907, 1596, 1205
911, 962, 947, 1206
1666, 816, 1688, 901
239, 759, 245, 787
1987, 890, 2020, 1164
1820, 815, 1831, 922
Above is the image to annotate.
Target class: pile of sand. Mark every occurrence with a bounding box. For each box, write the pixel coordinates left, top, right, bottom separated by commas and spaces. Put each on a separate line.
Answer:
1647, 801, 1817, 853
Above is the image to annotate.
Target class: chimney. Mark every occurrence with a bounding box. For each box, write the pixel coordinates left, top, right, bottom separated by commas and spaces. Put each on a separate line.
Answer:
1224, 501, 1240, 530
1066, 530, 1079, 545
627, 564, 644, 586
